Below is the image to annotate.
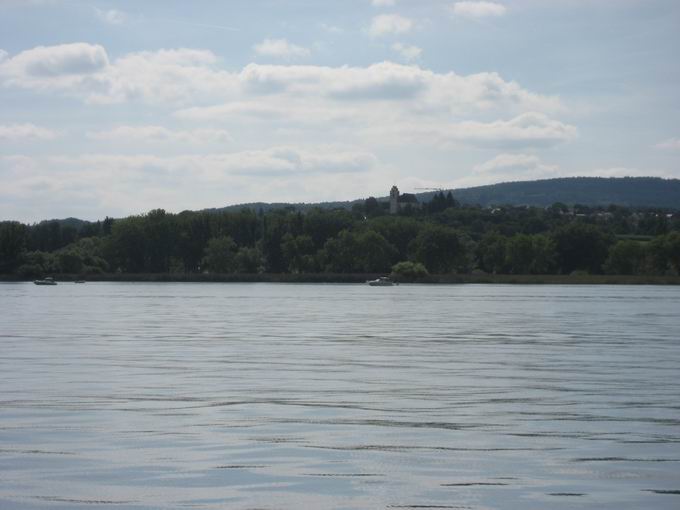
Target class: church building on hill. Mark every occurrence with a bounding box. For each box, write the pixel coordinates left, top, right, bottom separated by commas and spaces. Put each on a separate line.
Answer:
389, 185, 420, 214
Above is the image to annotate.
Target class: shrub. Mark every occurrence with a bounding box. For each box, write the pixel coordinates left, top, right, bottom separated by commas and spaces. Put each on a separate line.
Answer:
391, 261, 429, 281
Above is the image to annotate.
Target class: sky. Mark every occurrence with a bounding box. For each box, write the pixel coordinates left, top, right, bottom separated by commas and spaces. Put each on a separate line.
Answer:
1, 0, 679, 222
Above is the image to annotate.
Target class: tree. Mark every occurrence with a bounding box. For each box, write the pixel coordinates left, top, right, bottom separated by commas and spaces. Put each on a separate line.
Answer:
17, 251, 59, 277
646, 232, 680, 275
391, 261, 428, 281
409, 225, 466, 273
303, 209, 354, 249
552, 223, 613, 274
105, 217, 147, 272
603, 240, 645, 275
505, 234, 534, 274
235, 246, 264, 273
445, 191, 458, 209
144, 209, 176, 273
57, 251, 83, 274
281, 234, 317, 273
476, 233, 507, 274
0, 221, 27, 273
322, 229, 396, 273
202, 236, 238, 273
354, 230, 397, 272
177, 213, 212, 273
364, 196, 382, 217
369, 216, 421, 261
667, 231, 680, 273
530, 234, 557, 274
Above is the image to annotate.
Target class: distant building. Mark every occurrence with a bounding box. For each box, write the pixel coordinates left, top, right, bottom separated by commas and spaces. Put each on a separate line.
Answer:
389, 185, 420, 214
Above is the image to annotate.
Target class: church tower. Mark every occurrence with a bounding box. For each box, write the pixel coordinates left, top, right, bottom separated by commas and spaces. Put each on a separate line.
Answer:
389, 185, 399, 214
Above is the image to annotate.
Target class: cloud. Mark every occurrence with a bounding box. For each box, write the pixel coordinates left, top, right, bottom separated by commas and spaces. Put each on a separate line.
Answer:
372, 0, 396, 6
655, 138, 680, 150
0, 44, 232, 105
454, 112, 577, 148
364, 112, 577, 149
368, 14, 413, 37
475, 153, 558, 176
451, 1, 507, 18
1, 44, 572, 151
1, 146, 380, 220
391, 42, 422, 62
86, 125, 233, 144
94, 8, 127, 25
1, 44, 562, 114
0, 43, 109, 79
234, 61, 561, 111
175, 62, 570, 150
0, 123, 58, 141
253, 38, 310, 59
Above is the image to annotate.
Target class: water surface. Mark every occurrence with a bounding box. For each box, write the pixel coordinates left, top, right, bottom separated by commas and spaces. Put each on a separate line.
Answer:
1, 283, 679, 509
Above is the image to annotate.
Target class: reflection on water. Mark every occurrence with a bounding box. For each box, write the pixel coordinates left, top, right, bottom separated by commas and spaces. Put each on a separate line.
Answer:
1, 282, 679, 509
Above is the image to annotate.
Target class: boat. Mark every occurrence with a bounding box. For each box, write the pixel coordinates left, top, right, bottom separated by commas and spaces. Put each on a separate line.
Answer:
34, 277, 57, 286
366, 276, 394, 286
74, 280, 86, 284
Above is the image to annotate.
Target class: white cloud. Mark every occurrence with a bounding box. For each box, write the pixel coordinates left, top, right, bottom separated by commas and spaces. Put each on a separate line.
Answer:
475, 153, 558, 176
363, 112, 577, 149
0, 44, 572, 152
253, 38, 311, 59
451, 1, 507, 18
0, 49, 8, 64
94, 8, 127, 25
372, 0, 396, 6
368, 14, 413, 37
1, 44, 562, 115
0, 44, 231, 105
655, 138, 680, 150
175, 62, 570, 150
0, 123, 58, 141
0, 43, 109, 79
1, 147, 380, 220
454, 113, 577, 148
234, 62, 561, 111
391, 42, 422, 62
86, 125, 233, 144
48, 148, 375, 177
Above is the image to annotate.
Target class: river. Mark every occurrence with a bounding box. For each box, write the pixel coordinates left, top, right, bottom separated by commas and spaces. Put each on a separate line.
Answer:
1, 282, 679, 509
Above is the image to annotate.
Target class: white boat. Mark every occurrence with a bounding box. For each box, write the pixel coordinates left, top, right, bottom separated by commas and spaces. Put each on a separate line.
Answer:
366, 276, 394, 286
34, 277, 57, 286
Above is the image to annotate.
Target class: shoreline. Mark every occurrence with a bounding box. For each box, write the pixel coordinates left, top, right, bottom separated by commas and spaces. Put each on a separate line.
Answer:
2, 273, 680, 285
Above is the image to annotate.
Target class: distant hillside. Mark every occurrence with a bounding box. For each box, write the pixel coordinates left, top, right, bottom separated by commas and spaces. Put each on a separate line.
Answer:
214, 177, 680, 212
448, 177, 680, 208
39, 177, 680, 227
36, 217, 91, 228
209, 199, 363, 214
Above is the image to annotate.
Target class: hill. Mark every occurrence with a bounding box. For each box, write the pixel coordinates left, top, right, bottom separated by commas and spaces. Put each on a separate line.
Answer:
447, 177, 680, 208
214, 177, 680, 212
39, 177, 680, 227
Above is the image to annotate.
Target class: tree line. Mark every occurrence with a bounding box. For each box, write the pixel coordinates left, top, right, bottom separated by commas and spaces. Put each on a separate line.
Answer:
1, 194, 679, 278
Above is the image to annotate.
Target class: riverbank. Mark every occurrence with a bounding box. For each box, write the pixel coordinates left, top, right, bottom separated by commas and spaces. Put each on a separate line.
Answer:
2, 273, 680, 284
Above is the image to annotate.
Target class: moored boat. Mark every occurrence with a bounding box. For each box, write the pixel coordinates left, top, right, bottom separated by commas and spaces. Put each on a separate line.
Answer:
366, 276, 394, 286
34, 277, 57, 285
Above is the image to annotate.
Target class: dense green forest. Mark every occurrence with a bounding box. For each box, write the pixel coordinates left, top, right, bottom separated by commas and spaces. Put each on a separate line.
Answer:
1, 192, 679, 279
